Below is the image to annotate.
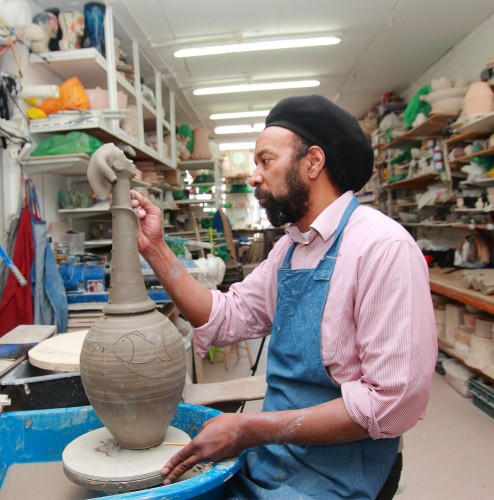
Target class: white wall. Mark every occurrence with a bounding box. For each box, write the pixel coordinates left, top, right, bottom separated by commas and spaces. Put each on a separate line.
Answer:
403, 11, 494, 101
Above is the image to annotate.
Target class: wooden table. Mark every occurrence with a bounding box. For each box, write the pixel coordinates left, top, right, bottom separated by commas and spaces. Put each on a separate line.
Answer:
0, 325, 56, 377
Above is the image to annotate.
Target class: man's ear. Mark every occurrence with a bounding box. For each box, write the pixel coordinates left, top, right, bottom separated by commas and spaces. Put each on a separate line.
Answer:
306, 146, 326, 180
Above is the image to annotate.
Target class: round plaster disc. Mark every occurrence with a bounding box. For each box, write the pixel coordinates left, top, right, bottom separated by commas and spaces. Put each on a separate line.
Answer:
62, 426, 191, 492
28, 330, 88, 372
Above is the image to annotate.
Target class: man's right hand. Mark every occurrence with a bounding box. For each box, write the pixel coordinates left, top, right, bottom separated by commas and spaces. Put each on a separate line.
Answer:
130, 190, 164, 254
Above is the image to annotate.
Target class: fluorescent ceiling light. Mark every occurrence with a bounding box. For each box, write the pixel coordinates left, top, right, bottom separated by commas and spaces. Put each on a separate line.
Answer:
194, 80, 320, 96
210, 110, 270, 120
215, 123, 265, 135
219, 142, 256, 151
174, 36, 341, 58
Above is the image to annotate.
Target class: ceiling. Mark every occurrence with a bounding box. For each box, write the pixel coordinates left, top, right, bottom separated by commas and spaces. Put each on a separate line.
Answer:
60, 1, 494, 145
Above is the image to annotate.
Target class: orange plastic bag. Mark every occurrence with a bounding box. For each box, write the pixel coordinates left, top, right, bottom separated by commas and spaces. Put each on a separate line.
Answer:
39, 77, 90, 115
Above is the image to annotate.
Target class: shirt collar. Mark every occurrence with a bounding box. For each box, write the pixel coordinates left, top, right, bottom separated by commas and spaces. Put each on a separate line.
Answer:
285, 191, 355, 243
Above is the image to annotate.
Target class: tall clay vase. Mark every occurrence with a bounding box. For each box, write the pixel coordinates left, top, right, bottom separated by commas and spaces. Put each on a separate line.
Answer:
80, 143, 186, 450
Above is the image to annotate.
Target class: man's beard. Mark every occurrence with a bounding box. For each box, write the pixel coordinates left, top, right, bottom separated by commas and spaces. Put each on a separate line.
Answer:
255, 162, 310, 227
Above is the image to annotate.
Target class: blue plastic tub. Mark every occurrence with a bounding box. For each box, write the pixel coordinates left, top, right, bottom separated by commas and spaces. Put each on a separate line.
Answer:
0, 403, 245, 499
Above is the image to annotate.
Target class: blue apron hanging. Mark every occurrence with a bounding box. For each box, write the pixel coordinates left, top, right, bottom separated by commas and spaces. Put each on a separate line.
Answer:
29, 180, 68, 333
228, 196, 398, 499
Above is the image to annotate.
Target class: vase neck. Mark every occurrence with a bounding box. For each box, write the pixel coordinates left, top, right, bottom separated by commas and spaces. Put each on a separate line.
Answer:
103, 176, 155, 314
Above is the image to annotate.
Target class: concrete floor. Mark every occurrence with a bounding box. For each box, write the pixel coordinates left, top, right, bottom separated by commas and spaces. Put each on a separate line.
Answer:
198, 337, 494, 499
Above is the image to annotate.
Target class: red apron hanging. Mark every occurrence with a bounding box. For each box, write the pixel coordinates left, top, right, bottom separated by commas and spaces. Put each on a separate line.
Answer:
0, 183, 34, 336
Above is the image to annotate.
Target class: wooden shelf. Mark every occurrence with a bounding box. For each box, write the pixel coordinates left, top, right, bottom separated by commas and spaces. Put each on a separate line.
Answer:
451, 111, 494, 134
437, 339, 494, 382
179, 160, 216, 171
451, 223, 494, 230
429, 267, 494, 315
444, 131, 489, 145
449, 146, 494, 164
380, 114, 456, 150
381, 172, 439, 190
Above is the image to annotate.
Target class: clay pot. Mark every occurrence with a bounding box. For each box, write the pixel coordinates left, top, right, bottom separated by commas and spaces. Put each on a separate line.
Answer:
463, 82, 494, 116
80, 144, 186, 449
192, 127, 212, 160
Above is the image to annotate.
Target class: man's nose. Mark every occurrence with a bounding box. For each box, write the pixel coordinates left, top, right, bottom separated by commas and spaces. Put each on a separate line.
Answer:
249, 167, 262, 187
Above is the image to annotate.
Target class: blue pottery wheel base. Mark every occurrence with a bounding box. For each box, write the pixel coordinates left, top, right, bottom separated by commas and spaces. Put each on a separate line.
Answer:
62, 426, 191, 492
0, 403, 246, 499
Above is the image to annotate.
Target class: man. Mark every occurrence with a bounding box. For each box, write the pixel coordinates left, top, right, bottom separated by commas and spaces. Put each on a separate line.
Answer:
131, 94, 437, 499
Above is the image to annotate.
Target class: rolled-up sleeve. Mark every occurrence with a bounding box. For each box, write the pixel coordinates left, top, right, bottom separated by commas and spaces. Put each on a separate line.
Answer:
193, 240, 289, 357
340, 239, 437, 439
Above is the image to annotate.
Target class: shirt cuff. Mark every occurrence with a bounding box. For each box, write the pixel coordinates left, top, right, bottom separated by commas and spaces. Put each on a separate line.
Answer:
341, 380, 382, 440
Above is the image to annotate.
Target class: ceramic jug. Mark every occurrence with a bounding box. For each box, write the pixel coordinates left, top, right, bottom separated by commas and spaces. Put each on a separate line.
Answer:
79, 143, 186, 449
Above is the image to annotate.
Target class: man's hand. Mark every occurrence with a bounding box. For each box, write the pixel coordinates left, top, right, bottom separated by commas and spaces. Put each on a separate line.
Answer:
130, 190, 164, 253
162, 413, 254, 485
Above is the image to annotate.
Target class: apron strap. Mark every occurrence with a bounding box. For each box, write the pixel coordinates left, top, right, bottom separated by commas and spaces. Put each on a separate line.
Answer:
282, 196, 360, 276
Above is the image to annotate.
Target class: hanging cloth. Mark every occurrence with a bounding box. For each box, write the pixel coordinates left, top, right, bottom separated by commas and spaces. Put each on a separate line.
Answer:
28, 180, 68, 333
0, 181, 34, 336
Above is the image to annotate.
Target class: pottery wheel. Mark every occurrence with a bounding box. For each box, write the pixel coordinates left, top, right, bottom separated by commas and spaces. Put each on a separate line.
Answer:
28, 330, 87, 372
62, 426, 190, 492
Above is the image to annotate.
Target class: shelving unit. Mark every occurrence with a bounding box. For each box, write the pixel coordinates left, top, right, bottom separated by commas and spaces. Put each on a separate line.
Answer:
28, 4, 177, 169
371, 112, 494, 383
178, 159, 222, 209
379, 114, 456, 150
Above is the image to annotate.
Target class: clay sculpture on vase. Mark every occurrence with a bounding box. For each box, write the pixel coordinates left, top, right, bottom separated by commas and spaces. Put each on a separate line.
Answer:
80, 143, 186, 450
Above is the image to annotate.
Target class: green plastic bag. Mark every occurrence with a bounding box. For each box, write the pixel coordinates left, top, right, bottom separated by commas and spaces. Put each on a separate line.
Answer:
32, 132, 103, 156
402, 84, 432, 129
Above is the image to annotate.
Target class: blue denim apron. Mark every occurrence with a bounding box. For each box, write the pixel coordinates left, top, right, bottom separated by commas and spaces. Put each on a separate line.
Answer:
29, 181, 68, 333
228, 197, 398, 499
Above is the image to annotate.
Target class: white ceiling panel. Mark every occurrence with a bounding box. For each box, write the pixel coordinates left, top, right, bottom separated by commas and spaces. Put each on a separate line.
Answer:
34, 0, 494, 140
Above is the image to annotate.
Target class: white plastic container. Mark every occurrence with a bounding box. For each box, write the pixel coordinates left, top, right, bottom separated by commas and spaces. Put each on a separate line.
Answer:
442, 358, 474, 398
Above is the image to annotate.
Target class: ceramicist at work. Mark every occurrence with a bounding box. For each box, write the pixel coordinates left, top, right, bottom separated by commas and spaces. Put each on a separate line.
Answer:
80, 143, 186, 450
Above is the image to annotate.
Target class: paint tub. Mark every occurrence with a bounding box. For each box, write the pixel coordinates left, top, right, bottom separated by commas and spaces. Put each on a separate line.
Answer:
0, 403, 245, 499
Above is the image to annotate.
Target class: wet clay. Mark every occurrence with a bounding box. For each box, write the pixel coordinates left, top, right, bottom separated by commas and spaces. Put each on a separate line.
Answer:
79, 144, 186, 449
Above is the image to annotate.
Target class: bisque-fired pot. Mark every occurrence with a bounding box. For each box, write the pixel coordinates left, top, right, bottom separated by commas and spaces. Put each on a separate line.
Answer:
80, 143, 186, 449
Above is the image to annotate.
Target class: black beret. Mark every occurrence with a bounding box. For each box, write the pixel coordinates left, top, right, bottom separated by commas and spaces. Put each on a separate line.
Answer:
265, 94, 373, 192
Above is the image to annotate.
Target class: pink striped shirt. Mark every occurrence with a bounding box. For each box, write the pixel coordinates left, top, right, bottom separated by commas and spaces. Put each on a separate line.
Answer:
194, 191, 438, 439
